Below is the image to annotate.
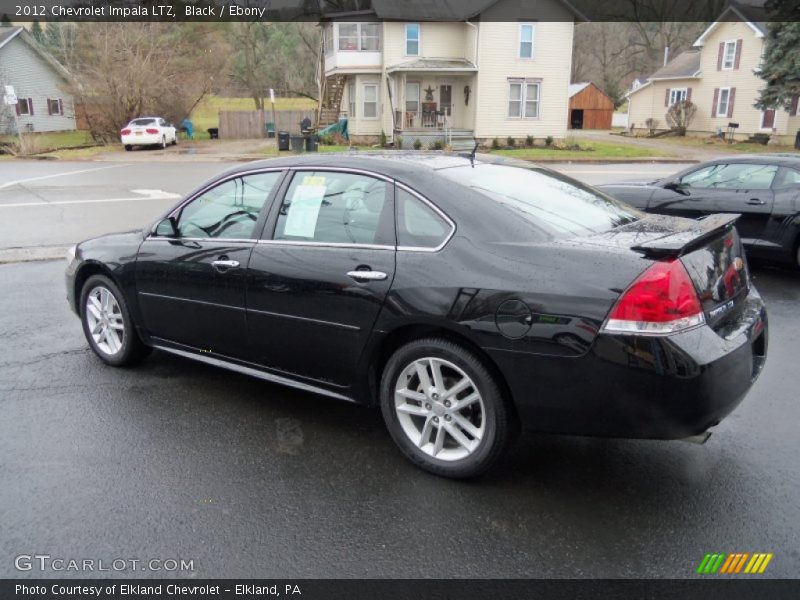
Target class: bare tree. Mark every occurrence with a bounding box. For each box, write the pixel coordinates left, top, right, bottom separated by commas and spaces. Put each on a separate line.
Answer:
665, 100, 697, 133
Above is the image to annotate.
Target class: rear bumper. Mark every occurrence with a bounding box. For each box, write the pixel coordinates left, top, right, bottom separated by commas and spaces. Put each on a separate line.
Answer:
121, 134, 161, 146
492, 286, 768, 439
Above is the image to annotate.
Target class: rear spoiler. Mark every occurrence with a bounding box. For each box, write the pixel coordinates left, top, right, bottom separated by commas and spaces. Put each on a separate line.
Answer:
631, 213, 740, 258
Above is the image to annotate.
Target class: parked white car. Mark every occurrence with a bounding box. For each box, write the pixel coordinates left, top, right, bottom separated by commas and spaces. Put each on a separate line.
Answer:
120, 117, 177, 151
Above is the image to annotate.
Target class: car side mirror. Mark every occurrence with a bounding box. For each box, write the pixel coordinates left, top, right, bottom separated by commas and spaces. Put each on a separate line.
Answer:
664, 181, 691, 196
156, 216, 180, 238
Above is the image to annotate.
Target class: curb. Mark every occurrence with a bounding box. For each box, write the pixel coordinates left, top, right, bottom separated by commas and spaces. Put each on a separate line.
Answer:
0, 245, 70, 264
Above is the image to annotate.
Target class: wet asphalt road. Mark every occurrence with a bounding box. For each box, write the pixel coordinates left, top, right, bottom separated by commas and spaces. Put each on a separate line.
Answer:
1, 258, 798, 578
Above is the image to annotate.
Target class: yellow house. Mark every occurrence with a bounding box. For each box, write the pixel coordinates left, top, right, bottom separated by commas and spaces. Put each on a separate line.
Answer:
628, 2, 800, 144
317, 0, 584, 146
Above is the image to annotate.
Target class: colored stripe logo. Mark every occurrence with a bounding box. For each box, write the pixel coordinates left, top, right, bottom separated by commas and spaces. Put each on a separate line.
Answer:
697, 552, 773, 574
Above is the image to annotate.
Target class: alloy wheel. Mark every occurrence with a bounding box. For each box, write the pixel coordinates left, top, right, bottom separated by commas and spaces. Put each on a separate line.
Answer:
393, 357, 486, 461
85, 286, 125, 356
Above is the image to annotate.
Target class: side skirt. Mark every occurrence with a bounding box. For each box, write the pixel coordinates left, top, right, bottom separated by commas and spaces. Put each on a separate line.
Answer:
152, 344, 356, 404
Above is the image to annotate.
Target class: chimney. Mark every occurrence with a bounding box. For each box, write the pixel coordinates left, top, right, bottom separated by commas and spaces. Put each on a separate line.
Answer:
664, 46, 670, 66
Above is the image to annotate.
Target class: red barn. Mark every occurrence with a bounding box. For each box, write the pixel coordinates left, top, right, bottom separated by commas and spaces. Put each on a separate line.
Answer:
568, 82, 615, 129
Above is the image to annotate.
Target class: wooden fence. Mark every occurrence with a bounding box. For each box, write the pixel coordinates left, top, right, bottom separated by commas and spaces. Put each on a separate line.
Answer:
218, 109, 316, 139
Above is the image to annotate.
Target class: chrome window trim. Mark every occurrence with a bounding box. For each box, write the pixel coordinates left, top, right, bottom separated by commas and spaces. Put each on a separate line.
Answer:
257, 240, 394, 251
146, 167, 287, 238
394, 181, 456, 253
144, 237, 258, 244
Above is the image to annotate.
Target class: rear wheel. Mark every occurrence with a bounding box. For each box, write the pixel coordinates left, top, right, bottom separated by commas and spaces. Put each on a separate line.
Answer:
124, 144, 132, 151
80, 274, 149, 366
160, 135, 167, 149
380, 338, 516, 478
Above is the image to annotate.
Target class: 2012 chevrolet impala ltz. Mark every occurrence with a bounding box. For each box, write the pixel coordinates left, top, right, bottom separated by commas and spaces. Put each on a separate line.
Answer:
66, 153, 768, 477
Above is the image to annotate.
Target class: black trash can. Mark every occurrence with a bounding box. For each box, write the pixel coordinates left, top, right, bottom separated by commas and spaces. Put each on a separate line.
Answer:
305, 135, 318, 152
207, 128, 219, 140
795, 129, 800, 150
290, 135, 305, 153
278, 131, 290, 151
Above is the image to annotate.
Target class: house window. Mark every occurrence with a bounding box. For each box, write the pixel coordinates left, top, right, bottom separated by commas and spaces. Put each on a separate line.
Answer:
519, 23, 535, 59
363, 83, 378, 119
405, 82, 420, 116
405, 24, 420, 56
338, 23, 380, 52
18, 98, 31, 115
347, 81, 355, 119
508, 80, 540, 118
48, 99, 62, 115
722, 40, 737, 69
669, 88, 687, 105
717, 87, 731, 116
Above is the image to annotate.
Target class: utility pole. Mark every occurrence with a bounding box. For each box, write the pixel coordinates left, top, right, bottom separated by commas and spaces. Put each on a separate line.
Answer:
269, 88, 277, 138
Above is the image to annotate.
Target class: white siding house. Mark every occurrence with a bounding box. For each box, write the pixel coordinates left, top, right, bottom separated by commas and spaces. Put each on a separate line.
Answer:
317, 0, 583, 145
0, 27, 76, 135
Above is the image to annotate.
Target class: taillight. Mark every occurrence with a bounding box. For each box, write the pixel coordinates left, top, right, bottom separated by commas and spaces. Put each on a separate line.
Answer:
145, 128, 159, 134
120, 129, 131, 135
602, 259, 704, 335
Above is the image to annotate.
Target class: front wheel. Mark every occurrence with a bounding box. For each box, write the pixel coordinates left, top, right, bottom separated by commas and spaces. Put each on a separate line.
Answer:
380, 338, 517, 478
80, 274, 149, 366
160, 135, 167, 149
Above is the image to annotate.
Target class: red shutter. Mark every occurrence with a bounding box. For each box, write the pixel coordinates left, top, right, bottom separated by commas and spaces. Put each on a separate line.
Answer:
58, 99, 64, 115
734, 39, 743, 69
665, 88, 671, 106
790, 95, 799, 116
717, 42, 724, 70
727, 88, 736, 118
28, 98, 34, 116
46, 98, 52, 115
712, 88, 719, 116
15, 102, 20, 116
687, 87, 692, 102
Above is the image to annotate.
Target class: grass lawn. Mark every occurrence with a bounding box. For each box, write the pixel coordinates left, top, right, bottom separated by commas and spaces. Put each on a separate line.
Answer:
1, 130, 96, 154
630, 135, 798, 155
190, 95, 317, 132
491, 139, 669, 160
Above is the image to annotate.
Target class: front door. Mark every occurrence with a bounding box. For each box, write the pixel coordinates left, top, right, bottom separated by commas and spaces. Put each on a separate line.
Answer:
439, 83, 453, 123
136, 171, 284, 358
761, 109, 776, 130
246, 169, 396, 388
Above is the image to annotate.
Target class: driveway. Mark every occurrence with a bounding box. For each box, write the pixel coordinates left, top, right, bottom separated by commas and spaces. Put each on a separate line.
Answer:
569, 129, 736, 161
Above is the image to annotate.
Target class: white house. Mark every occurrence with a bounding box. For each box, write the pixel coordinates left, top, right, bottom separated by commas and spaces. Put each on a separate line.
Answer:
317, 0, 584, 146
0, 26, 76, 135
627, 2, 800, 144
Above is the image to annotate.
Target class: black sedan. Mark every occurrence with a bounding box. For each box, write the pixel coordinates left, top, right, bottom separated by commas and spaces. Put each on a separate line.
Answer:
598, 154, 800, 268
66, 154, 768, 478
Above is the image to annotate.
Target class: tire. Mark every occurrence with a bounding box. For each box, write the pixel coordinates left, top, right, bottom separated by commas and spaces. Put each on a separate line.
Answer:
124, 145, 132, 151
160, 136, 167, 149
79, 274, 150, 367
171, 134, 178, 146
380, 337, 517, 478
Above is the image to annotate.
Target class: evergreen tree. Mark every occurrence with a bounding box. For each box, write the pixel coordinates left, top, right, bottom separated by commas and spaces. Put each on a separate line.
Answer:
1, 14, 12, 27
755, 0, 800, 110
31, 20, 44, 44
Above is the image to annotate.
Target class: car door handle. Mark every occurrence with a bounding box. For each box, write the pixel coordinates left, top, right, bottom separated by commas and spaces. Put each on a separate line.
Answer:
212, 260, 240, 270
746, 198, 766, 205
347, 270, 387, 281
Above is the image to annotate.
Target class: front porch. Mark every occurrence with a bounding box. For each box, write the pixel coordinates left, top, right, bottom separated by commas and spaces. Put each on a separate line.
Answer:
394, 128, 476, 149
386, 59, 477, 140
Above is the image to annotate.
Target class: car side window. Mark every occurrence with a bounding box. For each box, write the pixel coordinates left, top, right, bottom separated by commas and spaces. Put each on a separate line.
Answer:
164, 172, 281, 239
273, 171, 392, 245
774, 167, 800, 188
396, 188, 451, 249
680, 163, 777, 190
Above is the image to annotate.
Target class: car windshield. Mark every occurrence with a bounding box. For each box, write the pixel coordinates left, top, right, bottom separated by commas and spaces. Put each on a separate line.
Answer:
439, 163, 640, 238
130, 119, 157, 126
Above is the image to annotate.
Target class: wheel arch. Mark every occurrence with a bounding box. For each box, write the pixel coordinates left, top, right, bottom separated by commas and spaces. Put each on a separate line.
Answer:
73, 261, 120, 316
365, 322, 518, 420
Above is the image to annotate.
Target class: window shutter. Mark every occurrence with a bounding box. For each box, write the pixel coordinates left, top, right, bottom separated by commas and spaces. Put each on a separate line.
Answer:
790, 95, 798, 116
15, 102, 20, 116
47, 98, 52, 115
734, 39, 743, 69
28, 98, 34, 116
727, 88, 736, 118
665, 88, 671, 106
717, 42, 724, 70
687, 87, 692, 102
59, 99, 63, 115
712, 88, 719, 116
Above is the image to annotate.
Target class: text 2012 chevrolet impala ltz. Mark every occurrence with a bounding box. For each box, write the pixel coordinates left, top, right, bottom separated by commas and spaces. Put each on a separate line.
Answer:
66, 154, 768, 478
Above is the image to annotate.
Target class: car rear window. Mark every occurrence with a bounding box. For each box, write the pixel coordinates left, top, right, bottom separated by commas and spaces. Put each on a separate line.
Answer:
439, 164, 639, 239
130, 119, 156, 126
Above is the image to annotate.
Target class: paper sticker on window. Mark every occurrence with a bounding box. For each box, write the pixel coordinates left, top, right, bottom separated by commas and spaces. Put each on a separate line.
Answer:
302, 175, 327, 186
284, 184, 327, 238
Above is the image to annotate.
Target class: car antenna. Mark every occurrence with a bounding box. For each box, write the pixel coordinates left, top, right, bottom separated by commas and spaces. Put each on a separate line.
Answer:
458, 141, 480, 166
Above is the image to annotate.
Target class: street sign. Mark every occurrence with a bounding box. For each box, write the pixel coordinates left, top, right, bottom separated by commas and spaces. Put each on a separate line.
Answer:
3, 85, 16, 105
269, 88, 275, 104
